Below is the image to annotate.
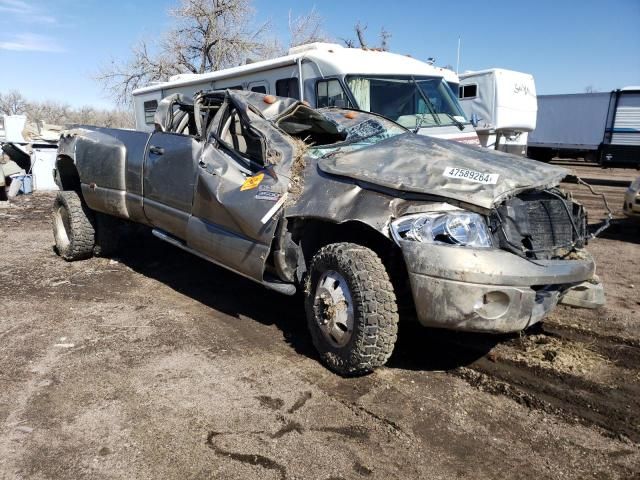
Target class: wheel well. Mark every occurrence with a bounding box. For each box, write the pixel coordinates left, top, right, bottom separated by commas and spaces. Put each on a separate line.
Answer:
288, 218, 391, 260
55, 155, 81, 191
287, 218, 416, 318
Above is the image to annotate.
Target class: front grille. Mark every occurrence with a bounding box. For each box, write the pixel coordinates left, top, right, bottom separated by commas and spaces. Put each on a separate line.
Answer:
491, 190, 587, 260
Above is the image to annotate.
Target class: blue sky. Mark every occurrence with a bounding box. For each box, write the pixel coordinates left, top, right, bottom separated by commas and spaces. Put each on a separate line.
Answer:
0, 0, 638, 109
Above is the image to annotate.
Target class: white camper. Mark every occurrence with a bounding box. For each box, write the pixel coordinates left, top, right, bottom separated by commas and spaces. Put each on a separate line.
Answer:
132, 43, 479, 145
458, 68, 537, 154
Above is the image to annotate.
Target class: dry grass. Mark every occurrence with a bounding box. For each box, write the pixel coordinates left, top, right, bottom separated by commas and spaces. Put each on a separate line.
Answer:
511, 334, 610, 381
286, 137, 310, 203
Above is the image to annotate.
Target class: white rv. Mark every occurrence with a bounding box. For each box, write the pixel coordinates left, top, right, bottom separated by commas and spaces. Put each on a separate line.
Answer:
457, 68, 537, 155
132, 43, 479, 145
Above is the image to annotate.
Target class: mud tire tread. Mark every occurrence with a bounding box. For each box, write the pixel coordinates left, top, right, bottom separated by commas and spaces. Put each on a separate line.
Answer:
52, 191, 95, 261
305, 242, 399, 376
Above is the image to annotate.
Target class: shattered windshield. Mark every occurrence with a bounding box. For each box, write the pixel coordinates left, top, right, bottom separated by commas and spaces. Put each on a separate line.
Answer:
345, 75, 468, 129
308, 110, 406, 159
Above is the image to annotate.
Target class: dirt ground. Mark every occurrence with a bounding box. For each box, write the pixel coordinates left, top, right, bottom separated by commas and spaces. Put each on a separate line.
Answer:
1, 170, 639, 479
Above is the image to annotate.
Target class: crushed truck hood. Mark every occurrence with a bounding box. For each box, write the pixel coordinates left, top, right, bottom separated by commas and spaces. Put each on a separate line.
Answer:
317, 133, 569, 210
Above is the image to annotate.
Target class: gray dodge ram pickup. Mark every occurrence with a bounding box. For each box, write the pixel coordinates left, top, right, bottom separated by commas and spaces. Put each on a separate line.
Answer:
53, 89, 604, 374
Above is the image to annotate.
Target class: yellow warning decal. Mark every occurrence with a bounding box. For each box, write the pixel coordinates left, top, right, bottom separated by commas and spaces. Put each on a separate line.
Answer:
240, 173, 264, 191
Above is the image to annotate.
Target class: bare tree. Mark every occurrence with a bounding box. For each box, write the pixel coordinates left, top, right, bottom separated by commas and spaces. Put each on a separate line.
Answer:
584, 85, 598, 93
0, 92, 134, 129
379, 27, 391, 51
355, 22, 368, 49
96, 0, 275, 105
342, 23, 391, 51
0, 90, 27, 115
288, 7, 330, 47
340, 37, 356, 48
97, 41, 182, 105
25, 100, 71, 125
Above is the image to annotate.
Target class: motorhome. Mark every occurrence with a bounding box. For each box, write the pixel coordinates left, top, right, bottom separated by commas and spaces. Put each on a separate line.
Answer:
457, 69, 537, 155
132, 43, 479, 145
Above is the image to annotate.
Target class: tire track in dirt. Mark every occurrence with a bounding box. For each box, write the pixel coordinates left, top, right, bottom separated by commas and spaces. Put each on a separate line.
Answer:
442, 327, 640, 444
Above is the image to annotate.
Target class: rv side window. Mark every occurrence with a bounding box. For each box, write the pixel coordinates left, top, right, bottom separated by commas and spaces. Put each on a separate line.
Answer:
459, 84, 478, 99
251, 85, 267, 94
316, 79, 350, 108
144, 100, 158, 125
275, 78, 300, 100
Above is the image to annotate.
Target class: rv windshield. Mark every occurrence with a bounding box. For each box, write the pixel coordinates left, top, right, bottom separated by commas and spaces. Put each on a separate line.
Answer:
345, 75, 468, 129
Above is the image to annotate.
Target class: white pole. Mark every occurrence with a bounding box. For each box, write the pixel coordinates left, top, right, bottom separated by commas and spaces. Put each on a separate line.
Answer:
456, 36, 461, 74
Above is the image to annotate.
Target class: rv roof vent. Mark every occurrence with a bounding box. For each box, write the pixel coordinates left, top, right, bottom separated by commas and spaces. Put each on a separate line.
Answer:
288, 42, 343, 55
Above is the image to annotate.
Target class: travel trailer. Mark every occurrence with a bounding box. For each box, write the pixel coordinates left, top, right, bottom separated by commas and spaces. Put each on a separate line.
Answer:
457, 69, 537, 155
528, 87, 640, 166
132, 43, 480, 145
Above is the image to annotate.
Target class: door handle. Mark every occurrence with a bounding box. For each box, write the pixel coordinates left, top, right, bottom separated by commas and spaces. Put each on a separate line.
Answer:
149, 145, 165, 155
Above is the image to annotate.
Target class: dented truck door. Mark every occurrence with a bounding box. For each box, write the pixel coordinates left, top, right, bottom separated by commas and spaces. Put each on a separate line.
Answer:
143, 131, 201, 240
186, 107, 287, 281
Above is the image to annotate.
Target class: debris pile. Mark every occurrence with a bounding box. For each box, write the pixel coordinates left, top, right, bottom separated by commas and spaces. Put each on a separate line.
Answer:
1, 114, 61, 201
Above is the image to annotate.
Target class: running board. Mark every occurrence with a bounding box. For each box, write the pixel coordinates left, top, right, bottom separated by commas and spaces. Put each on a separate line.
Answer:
151, 229, 296, 296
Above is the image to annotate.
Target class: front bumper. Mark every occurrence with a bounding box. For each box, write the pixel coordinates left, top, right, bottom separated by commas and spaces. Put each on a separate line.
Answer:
401, 242, 602, 333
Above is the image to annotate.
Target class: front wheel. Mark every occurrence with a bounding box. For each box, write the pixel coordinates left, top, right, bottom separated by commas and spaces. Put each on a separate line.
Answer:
305, 243, 399, 375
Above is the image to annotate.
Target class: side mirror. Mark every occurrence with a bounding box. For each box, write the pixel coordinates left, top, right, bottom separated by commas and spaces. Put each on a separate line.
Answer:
470, 113, 479, 128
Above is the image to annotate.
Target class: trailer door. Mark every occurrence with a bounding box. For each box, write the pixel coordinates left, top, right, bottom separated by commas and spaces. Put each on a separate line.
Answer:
611, 91, 640, 146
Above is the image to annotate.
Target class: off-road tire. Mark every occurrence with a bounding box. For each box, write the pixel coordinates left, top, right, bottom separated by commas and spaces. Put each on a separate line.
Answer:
305, 243, 399, 375
52, 191, 95, 261
93, 213, 122, 257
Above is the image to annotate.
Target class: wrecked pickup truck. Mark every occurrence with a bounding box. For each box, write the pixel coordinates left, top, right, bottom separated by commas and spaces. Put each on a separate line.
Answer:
53, 89, 604, 375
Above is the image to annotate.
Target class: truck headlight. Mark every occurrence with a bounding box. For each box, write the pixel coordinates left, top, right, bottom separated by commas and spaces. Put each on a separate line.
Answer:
390, 212, 493, 248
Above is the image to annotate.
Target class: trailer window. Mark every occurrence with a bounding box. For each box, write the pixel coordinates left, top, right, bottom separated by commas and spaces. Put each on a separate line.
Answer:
276, 78, 300, 100
251, 85, 267, 94
144, 100, 158, 125
459, 84, 477, 99
316, 79, 350, 108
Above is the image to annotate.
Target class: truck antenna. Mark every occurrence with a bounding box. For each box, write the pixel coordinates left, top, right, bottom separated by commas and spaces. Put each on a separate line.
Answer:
456, 36, 461, 74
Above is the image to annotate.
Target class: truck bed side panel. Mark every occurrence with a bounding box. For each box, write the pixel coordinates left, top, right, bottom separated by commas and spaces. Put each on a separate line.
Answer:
59, 127, 151, 222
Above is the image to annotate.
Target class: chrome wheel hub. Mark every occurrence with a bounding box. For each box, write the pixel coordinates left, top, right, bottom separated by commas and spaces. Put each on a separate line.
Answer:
314, 270, 354, 348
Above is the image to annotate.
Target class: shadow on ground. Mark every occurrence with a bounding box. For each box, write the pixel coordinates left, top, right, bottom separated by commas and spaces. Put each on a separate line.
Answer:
115, 230, 507, 374
597, 218, 640, 245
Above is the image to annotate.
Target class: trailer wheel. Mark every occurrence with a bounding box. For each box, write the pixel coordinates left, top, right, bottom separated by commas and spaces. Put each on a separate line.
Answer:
52, 191, 95, 261
305, 243, 399, 376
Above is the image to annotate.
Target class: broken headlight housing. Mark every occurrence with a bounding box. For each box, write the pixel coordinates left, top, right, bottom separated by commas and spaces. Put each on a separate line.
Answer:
390, 212, 493, 248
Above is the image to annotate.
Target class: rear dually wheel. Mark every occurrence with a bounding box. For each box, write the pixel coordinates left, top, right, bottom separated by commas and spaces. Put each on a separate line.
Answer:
52, 191, 95, 261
